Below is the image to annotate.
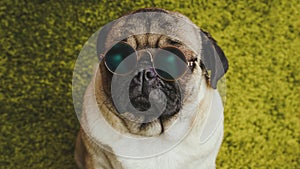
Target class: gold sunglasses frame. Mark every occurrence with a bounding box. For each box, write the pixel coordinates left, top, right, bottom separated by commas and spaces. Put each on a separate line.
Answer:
99, 41, 194, 81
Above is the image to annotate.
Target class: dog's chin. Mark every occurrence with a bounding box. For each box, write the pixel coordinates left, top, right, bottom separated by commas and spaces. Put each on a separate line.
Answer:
115, 110, 177, 137
125, 113, 179, 137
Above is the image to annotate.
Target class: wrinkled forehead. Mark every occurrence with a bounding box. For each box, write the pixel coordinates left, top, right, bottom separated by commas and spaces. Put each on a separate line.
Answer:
99, 12, 201, 54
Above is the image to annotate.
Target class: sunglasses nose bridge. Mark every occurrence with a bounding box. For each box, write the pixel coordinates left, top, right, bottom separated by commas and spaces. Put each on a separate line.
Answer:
134, 50, 154, 74
137, 50, 153, 63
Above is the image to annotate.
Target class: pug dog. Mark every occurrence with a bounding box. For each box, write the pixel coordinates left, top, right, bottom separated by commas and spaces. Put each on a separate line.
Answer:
75, 8, 228, 169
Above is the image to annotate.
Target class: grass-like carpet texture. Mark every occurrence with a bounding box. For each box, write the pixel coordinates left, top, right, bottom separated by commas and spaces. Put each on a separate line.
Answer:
0, 0, 299, 168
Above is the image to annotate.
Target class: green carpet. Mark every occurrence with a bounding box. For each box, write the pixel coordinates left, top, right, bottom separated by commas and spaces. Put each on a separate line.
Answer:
0, 0, 299, 168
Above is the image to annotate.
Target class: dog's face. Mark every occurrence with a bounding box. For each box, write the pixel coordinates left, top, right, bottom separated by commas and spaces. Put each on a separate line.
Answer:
97, 34, 200, 136
94, 8, 228, 137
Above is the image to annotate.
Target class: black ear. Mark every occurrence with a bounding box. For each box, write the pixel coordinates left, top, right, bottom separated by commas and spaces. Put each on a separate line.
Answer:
200, 29, 228, 89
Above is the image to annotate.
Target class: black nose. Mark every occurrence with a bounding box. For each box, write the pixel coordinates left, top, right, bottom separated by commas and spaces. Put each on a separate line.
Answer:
134, 68, 156, 84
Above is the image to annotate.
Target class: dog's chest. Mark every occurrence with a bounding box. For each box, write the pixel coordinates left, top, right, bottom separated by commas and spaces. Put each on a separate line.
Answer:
118, 140, 200, 169
116, 117, 223, 169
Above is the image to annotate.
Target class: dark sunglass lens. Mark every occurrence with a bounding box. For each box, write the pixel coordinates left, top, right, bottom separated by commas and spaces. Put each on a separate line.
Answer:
154, 47, 187, 80
105, 42, 136, 74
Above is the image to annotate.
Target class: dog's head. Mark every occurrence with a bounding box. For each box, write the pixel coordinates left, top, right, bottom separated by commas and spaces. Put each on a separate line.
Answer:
95, 8, 228, 137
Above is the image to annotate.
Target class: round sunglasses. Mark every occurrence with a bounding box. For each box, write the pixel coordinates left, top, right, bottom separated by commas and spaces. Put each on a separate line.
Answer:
101, 42, 192, 81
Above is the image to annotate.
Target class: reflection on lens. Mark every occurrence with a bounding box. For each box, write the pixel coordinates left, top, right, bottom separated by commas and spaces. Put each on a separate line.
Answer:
155, 69, 173, 80
105, 42, 137, 74
154, 47, 187, 80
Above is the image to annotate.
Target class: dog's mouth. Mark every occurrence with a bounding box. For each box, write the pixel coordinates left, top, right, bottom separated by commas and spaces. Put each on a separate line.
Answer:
124, 95, 163, 124
130, 96, 150, 112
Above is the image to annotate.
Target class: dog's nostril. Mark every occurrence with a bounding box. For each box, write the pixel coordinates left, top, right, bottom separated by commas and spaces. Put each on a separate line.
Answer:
145, 68, 156, 80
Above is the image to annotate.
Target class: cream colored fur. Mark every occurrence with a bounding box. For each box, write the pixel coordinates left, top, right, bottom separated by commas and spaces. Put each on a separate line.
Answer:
76, 65, 224, 169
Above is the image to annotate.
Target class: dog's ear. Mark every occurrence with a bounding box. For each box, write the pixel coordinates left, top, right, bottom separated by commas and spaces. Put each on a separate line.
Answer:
200, 29, 228, 89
